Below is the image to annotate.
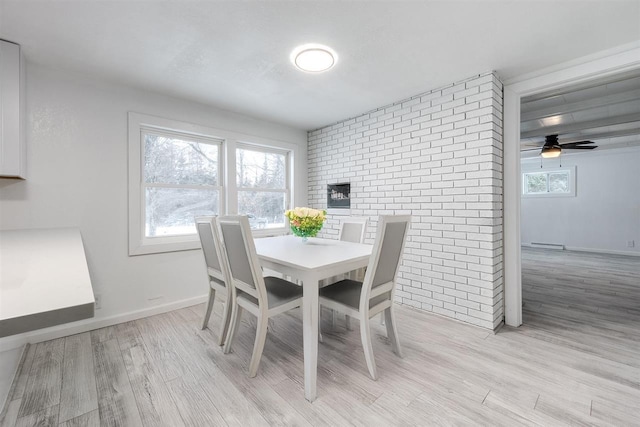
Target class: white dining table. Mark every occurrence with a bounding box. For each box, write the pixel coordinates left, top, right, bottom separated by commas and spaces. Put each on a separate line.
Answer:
253, 235, 372, 402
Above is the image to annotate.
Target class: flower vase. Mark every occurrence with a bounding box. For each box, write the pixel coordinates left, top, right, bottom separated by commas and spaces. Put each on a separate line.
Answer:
301, 236, 309, 243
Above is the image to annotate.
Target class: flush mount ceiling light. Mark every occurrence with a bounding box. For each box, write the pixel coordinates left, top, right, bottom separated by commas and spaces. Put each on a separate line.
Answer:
290, 44, 337, 73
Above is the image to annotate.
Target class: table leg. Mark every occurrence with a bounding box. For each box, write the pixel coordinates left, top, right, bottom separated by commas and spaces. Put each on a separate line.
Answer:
302, 273, 319, 402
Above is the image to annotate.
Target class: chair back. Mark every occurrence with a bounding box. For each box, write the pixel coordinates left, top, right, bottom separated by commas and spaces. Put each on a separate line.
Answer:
339, 217, 368, 244
217, 215, 266, 303
360, 215, 411, 311
195, 216, 229, 287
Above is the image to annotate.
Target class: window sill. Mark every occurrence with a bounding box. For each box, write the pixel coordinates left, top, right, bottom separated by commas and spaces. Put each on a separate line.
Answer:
129, 228, 290, 256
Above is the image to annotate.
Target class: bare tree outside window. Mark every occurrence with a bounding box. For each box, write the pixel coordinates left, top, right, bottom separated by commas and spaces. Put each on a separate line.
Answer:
236, 146, 289, 230
548, 172, 569, 193
144, 133, 221, 237
525, 173, 548, 194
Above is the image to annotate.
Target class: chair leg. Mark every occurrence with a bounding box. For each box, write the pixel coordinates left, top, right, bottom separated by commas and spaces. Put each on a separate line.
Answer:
248, 312, 269, 378
223, 304, 243, 354
201, 287, 215, 330
384, 306, 403, 358
218, 294, 232, 346
345, 315, 353, 330
318, 304, 323, 343
380, 312, 385, 326
360, 315, 378, 380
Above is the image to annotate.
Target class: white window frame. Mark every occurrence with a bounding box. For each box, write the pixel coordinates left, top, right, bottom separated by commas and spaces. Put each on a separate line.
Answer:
235, 142, 292, 237
522, 166, 576, 198
129, 112, 299, 255
128, 113, 225, 255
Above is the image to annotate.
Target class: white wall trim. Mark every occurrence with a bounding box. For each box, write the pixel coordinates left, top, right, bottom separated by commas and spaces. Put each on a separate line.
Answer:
0, 295, 207, 352
503, 43, 640, 327
522, 243, 640, 257
562, 246, 640, 257
503, 41, 640, 87
503, 85, 523, 327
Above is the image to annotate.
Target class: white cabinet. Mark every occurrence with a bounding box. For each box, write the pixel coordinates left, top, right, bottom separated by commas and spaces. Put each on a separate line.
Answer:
0, 40, 25, 179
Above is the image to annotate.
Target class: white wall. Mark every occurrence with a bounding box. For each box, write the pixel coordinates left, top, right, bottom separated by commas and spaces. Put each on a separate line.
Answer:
0, 63, 307, 346
308, 73, 504, 330
521, 148, 640, 255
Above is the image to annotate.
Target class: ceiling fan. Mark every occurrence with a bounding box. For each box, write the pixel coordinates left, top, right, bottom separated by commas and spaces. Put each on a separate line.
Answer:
522, 135, 598, 158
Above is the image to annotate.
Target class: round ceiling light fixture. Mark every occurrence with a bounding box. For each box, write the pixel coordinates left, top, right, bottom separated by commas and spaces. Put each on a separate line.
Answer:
290, 44, 337, 73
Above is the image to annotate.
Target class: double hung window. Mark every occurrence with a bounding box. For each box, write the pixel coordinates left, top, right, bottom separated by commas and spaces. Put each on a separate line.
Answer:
236, 144, 289, 231
143, 130, 222, 237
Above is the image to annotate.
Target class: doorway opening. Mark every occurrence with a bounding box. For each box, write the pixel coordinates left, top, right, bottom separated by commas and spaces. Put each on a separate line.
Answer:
516, 72, 640, 361
502, 43, 640, 328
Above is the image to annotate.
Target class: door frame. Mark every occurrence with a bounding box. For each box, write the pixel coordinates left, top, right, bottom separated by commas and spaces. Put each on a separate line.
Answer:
502, 42, 640, 327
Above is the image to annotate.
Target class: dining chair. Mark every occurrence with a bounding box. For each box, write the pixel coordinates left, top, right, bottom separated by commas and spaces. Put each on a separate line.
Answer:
219, 215, 304, 378
339, 217, 368, 246
331, 217, 369, 330
319, 215, 410, 380
195, 216, 233, 346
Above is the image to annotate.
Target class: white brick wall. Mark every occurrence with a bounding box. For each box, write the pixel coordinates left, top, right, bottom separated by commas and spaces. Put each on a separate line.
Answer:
308, 72, 504, 330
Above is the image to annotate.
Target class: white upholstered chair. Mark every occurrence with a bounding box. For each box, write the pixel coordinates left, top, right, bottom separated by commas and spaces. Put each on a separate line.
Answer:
195, 216, 233, 346
331, 217, 368, 329
319, 215, 410, 380
338, 217, 368, 246
219, 215, 304, 378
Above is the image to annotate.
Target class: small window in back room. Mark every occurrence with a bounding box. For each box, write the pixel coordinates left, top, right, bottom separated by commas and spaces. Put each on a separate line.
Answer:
522, 167, 575, 197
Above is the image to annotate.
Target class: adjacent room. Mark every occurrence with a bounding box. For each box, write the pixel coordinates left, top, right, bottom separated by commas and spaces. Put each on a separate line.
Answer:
518, 71, 640, 372
0, 1, 639, 426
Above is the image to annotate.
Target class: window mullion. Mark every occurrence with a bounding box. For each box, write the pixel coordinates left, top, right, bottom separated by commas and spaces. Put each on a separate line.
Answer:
546, 172, 550, 193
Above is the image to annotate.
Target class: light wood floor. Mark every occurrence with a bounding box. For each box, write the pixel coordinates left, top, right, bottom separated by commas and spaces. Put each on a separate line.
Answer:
2, 248, 639, 426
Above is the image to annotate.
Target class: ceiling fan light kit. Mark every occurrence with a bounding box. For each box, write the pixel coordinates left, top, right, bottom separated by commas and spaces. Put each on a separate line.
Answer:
541, 146, 562, 158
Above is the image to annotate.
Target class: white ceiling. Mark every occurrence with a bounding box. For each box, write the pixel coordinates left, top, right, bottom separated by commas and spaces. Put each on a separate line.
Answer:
1, 1, 639, 130
520, 70, 640, 157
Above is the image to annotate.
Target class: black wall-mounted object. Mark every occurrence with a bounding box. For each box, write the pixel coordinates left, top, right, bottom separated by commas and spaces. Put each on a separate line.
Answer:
327, 183, 350, 209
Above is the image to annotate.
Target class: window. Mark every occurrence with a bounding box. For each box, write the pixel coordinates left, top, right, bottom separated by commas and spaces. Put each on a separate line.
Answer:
236, 144, 290, 232
143, 130, 222, 237
129, 113, 224, 255
129, 113, 298, 255
522, 167, 576, 197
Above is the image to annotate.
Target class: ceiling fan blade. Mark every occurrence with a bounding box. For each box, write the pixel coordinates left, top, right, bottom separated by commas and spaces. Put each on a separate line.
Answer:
563, 145, 598, 150
520, 148, 541, 152
559, 140, 594, 147
560, 142, 593, 148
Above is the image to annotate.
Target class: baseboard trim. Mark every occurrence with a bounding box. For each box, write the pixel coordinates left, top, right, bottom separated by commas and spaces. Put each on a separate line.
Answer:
563, 246, 640, 257
523, 243, 640, 257
529, 242, 565, 250
0, 295, 207, 352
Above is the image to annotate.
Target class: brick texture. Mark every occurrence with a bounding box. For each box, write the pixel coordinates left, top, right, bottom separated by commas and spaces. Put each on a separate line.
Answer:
307, 72, 504, 330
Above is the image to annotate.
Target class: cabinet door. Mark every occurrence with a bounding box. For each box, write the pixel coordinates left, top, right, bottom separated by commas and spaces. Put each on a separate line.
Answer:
0, 40, 25, 178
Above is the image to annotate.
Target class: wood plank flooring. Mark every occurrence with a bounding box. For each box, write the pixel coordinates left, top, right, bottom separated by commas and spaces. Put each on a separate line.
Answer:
1, 248, 639, 426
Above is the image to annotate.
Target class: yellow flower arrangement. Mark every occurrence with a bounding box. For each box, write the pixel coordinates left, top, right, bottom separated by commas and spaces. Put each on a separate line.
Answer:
285, 207, 327, 239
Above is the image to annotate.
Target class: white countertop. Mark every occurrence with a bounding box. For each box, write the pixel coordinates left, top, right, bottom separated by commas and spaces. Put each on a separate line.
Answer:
0, 228, 95, 336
